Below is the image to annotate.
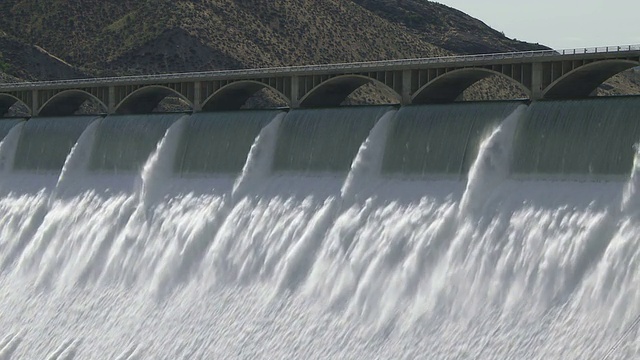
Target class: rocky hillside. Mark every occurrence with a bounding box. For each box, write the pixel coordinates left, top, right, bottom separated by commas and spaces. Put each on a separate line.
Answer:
0, 0, 636, 100
0, 30, 86, 82
351, 0, 548, 54
0, 0, 541, 77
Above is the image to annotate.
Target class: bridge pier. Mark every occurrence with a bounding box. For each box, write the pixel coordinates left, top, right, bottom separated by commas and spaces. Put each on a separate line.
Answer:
108, 86, 116, 113
193, 81, 202, 112
290, 76, 300, 108
531, 63, 544, 100
31, 90, 39, 117
401, 70, 412, 105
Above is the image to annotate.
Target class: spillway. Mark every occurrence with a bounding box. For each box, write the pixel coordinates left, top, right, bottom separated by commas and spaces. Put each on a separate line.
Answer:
90, 113, 183, 173
176, 110, 282, 175
274, 106, 392, 173
0, 100, 640, 359
13, 116, 97, 173
513, 97, 640, 179
0, 119, 23, 140
383, 101, 522, 177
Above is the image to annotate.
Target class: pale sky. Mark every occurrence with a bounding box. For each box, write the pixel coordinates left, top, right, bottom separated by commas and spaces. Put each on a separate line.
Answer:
437, 1, 640, 50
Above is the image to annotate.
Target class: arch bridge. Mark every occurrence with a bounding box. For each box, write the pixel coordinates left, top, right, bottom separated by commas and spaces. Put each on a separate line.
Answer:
1, 45, 639, 116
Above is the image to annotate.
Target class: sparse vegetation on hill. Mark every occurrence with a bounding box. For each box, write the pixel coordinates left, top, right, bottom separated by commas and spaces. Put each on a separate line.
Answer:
0, 0, 539, 77
0, 29, 86, 81
351, 0, 548, 54
0, 0, 637, 101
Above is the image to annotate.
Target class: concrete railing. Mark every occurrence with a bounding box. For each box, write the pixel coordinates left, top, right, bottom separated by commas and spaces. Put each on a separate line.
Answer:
2, 44, 639, 91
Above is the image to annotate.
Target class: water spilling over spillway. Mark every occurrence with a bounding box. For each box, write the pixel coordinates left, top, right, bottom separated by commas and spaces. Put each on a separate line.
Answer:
1, 98, 640, 359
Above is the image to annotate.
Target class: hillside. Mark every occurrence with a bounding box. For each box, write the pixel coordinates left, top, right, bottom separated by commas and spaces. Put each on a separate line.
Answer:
351, 0, 548, 54
0, 0, 541, 76
0, 0, 637, 101
0, 29, 86, 82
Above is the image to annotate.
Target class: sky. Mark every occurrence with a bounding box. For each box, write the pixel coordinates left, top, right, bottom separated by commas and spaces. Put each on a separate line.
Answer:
437, 0, 640, 50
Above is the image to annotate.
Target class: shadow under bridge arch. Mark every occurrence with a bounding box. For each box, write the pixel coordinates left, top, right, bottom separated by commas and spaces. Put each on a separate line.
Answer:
412, 68, 531, 104
39, 89, 107, 116
0, 93, 31, 116
299, 75, 400, 108
202, 80, 290, 111
543, 59, 640, 99
116, 85, 193, 114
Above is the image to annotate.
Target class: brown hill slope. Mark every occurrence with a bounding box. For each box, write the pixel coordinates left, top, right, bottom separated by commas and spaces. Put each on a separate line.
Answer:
0, 0, 541, 76
351, 0, 548, 54
0, 29, 86, 82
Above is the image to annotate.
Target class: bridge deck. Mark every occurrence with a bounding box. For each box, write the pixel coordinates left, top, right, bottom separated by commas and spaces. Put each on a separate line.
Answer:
1, 45, 639, 91
1, 44, 638, 115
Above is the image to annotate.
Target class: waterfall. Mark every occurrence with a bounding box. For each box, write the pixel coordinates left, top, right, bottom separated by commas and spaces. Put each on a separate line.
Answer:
512, 97, 640, 179
54, 118, 102, 198
89, 113, 181, 173
175, 110, 282, 176
13, 116, 96, 173
273, 106, 393, 173
0, 122, 24, 175
0, 99, 639, 359
382, 101, 522, 177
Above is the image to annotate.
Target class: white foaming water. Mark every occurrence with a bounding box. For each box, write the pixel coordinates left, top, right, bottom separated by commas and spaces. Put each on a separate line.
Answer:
622, 143, 640, 214
0, 122, 23, 175
459, 104, 525, 217
276, 109, 398, 294
341, 109, 396, 206
232, 112, 285, 200
151, 113, 286, 297
54, 118, 102, 198
0, 107, 639, 359
137, 115, 189, 208
0, 332, 21, 360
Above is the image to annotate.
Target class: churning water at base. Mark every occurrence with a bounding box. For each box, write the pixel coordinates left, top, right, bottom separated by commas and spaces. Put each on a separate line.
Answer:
1, 100, 640, 359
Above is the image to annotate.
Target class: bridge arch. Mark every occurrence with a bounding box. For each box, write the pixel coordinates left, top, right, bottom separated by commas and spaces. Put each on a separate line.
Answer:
299, 75, 400, 108
0, 94, 30, 117
413, 68, 531, 104
543, 59, 640, 99
115, 85, 193, 114
38, 89, 107, 117
202, 80, 289, 111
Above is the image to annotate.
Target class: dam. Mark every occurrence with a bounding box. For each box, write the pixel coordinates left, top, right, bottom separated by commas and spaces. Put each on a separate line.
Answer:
0, 52, 640, 358
0, 97, 640, 359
